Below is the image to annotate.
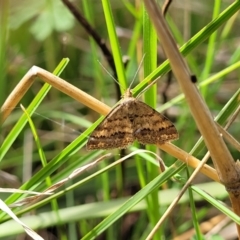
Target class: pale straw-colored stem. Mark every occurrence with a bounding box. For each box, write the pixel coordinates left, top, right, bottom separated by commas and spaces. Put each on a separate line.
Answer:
143, 0, 238, 188
1, 66, 110, 124
143, 0, 240, 237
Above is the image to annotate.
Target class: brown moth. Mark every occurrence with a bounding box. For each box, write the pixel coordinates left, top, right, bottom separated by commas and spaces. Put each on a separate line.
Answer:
86, 88, 178, 150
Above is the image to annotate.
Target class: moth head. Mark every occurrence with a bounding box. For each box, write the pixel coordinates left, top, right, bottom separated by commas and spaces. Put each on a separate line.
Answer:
122, 88, 133, 98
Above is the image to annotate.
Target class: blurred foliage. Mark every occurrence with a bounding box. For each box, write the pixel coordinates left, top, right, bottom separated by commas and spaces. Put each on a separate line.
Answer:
0, 0, 240, 239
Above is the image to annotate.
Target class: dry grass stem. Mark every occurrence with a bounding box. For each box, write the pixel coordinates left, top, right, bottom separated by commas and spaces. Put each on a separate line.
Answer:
1, 66, 110, 124
144, 0, 240, 236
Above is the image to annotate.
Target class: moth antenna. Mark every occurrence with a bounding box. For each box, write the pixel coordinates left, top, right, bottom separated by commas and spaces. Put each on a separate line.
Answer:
128, 53, 146, 90
97, 60, 124, 92
136, 75, 161, 99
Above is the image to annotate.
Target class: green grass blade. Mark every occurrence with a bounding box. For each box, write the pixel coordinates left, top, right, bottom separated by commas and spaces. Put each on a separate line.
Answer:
81, 162, 183, 240
101, 0, 127, 91
191, 186, 240, 224
0, 58, 69, 162
133, 1, 240, 96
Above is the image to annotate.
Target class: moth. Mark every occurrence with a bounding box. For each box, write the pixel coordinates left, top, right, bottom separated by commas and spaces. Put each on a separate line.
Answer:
86, 88, 178, 150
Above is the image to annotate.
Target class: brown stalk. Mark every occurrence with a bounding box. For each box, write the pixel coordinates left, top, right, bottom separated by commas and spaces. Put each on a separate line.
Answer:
143, 0, 240, 236
0, 66, 109, 124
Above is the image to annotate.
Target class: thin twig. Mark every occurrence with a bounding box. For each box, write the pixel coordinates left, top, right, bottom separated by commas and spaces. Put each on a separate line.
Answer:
146, 151, 211, 240
162, 0, 172, 17
61, 0, 121, 99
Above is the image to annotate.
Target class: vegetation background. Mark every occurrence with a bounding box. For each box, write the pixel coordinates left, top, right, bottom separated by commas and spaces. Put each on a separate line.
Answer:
0, 0, 239, 239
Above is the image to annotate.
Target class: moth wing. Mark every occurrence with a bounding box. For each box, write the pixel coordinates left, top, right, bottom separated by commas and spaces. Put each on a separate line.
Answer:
86, 102, 134, 150
128, 100, 178, 145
